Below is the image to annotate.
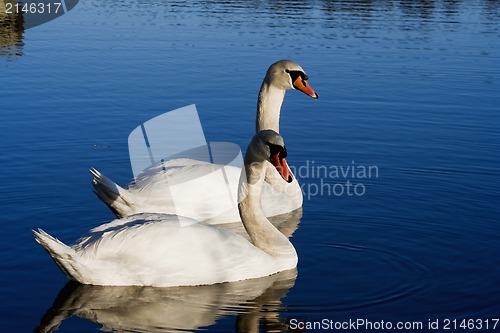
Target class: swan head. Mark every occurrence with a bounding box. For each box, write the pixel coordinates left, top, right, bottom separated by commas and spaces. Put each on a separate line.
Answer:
245, 130, 294, 185
264, 60, 319, 99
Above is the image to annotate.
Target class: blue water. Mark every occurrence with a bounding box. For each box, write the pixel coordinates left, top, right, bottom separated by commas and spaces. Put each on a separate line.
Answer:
1, 0, 499, 332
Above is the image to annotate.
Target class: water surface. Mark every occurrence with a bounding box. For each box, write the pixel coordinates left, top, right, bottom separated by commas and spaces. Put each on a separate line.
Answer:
1, 0, 499, 332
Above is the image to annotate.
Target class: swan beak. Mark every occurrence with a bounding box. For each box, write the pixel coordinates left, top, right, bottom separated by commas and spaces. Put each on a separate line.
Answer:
293, 76, 319, 99
271, 154, 294, 183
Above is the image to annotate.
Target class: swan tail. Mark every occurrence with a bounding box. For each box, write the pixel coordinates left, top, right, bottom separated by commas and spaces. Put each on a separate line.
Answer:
33, 229, 81, 282
90, 167, 136, 218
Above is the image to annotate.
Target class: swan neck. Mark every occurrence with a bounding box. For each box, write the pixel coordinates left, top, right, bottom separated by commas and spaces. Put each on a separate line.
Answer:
238, 163, 295, 257
256, 81, 286, 133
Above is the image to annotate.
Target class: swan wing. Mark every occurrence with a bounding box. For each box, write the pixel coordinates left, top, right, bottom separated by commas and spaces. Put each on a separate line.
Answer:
75, 214, 279, 287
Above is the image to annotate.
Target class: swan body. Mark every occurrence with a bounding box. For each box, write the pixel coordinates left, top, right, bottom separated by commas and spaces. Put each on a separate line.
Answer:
92, 60, 317, 221
33, 214, 292, 287
91, 158, 302, 224
34, 130, 299, 287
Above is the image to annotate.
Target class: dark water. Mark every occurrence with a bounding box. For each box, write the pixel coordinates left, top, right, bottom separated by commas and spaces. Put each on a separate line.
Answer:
1, 0, 499, 332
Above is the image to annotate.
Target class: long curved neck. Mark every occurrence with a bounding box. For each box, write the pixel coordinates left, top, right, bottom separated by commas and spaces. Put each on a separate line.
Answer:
256, 81, 286, 133
238, 163, 295, 258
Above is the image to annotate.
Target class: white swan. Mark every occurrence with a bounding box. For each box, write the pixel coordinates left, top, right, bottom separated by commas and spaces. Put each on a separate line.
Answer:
34, 130, 299, 287
91, 60, 318, 222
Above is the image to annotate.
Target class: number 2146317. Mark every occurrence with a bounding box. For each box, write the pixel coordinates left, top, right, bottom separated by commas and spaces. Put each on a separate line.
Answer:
5, 2, 62, 14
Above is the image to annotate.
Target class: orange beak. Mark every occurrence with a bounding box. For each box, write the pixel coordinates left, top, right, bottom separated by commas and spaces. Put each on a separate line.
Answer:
271, 153, 293, 183
293, 76, 318, 99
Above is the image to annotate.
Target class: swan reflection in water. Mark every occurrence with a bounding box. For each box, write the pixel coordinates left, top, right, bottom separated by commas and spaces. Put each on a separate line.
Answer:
36, 209, 302, 333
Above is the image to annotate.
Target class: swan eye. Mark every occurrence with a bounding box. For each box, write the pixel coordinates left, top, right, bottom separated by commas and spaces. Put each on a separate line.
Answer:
285, 69, 290, 73
267, 142, 287, 159
288, 70, 308, 82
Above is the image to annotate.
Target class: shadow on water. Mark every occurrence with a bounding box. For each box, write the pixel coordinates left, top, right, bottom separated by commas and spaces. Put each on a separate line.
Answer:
35, 269, 298, 333
0, 0, 24, 58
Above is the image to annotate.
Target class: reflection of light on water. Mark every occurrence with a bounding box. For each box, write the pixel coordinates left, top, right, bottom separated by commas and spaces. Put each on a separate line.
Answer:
0, 0, 24, 58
